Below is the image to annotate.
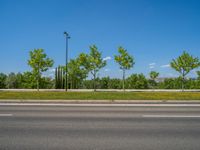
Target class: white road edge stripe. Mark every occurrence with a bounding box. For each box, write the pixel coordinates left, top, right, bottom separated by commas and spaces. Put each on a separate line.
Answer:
0, 103, 200, 107
143, 115, 200, 118
0, 114, 13, 116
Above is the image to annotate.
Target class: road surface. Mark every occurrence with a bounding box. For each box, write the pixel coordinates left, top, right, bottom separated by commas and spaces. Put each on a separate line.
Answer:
0, 104, 200, 150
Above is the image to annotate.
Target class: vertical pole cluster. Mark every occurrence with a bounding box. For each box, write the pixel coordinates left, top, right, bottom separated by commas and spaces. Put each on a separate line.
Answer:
55, 66, 65, 89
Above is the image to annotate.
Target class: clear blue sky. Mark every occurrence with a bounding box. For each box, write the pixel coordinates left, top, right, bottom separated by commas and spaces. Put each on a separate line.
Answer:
1, 0, 200, 78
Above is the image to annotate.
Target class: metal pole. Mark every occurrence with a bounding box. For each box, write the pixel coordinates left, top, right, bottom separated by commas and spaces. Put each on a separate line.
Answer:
64, 32, 70, 91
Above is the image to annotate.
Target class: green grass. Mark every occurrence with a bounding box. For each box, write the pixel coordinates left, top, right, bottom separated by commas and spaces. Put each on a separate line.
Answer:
0, 91, 200, 100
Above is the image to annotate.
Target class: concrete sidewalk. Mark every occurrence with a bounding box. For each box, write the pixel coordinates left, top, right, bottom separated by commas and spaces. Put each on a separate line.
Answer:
1, 89, 200, 92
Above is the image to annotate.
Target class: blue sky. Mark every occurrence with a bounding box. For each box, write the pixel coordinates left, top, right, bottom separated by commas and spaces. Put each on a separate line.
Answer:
0, 0, 200, 78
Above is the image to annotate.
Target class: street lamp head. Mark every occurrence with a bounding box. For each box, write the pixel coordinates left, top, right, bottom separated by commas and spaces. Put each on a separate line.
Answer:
64, 31, 70, 38
63, 31, 68, 35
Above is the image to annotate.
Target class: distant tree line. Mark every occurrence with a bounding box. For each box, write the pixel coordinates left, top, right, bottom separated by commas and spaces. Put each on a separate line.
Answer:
0, 46, 200, 90
0, 72, 54, 89
1, 71, 200, 89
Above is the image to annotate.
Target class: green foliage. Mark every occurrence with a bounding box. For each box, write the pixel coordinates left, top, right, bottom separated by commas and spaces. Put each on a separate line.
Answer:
82, 77, 122, 89
67, 58, 88, 89
2, 46, 200, 91
115, 47, 135, 91
1, 72, 200, 90
185, 79, 198, 89
99, 77, 110, 89
40, 77, 54, 89
28, 49, 54, 91
20, 72, 37, 89
170, 51, 200, 90
158, 77, 182, 89
149, 71, 159, 80
79, 45, 106, 91
149, 71, 159, 88
126, 74, 148, 89
82, 80, 93, 89
108, 78, 122, 89
197, 71, 200, 80
0, 73, 7, 88
0, 72, 54, 89
115, 47, 134, 70
6, 72, 21, 89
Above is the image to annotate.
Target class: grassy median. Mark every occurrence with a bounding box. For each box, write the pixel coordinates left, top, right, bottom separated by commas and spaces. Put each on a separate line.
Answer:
0, 91, 200, 100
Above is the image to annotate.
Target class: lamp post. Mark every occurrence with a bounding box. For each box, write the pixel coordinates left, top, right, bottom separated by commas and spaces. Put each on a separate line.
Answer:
64, 31, 70, 91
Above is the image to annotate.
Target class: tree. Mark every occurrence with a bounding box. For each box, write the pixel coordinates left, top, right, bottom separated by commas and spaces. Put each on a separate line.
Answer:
5, 72, 20, 89
196, 71, 200, 88
149, 71, 159, 88
67, 58, 88, 89
40, 77, 54, 89
170, 51, 200, 91
0, 73, 7, 89
99, 77, 110, 89
108, 78, 122, 89
82, 80, 93, 89
150, 71, 159, 80
79, 45, 106, 91
126, 73, 148, 89
21, 71, 37, 89
115, 47, 135, 91
197, 71, 200, 80
158, 77, 182, 89
28, 49, 54, 91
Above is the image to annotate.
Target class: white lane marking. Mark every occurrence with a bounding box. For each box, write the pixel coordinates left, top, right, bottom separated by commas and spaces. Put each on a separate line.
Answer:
0, 114, 13, 117
0, 103, 200, 107
143, 115, 200, 118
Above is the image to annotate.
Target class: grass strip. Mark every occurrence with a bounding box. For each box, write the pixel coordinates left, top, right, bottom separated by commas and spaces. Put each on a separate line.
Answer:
0, 91, 200, 100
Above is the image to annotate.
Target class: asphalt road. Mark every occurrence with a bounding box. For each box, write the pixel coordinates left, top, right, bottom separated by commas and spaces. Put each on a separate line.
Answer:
0, 104, 200, 150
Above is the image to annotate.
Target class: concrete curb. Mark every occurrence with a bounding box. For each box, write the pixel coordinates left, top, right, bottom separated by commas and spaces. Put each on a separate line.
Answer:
1, 99, 200, 104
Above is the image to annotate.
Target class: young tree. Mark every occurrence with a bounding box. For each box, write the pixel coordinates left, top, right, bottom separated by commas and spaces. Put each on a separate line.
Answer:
115, 47, 135, 91
79, 45, 106, 91
150, 71, 159, 80
28, 49, 54, 91
149, 71, 159, 88
67, 58, 88, 89
170, 51, 200, 91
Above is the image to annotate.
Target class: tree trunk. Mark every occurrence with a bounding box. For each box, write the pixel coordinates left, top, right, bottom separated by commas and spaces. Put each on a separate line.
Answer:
123, 69, 125, 92
182, 72, 185, 92
37, 75, 39, 92
182, 75, 185, 92
93, 70, 96, 92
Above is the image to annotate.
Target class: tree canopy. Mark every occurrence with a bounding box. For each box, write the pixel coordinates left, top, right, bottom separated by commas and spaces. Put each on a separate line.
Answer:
115, 47, 134, 91
79, 45, 106, 91
28, 49, 54, 91
170, 51, 200, 90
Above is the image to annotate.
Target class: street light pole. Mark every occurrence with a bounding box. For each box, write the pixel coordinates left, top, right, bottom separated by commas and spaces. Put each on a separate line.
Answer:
64, 31, 70, 91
